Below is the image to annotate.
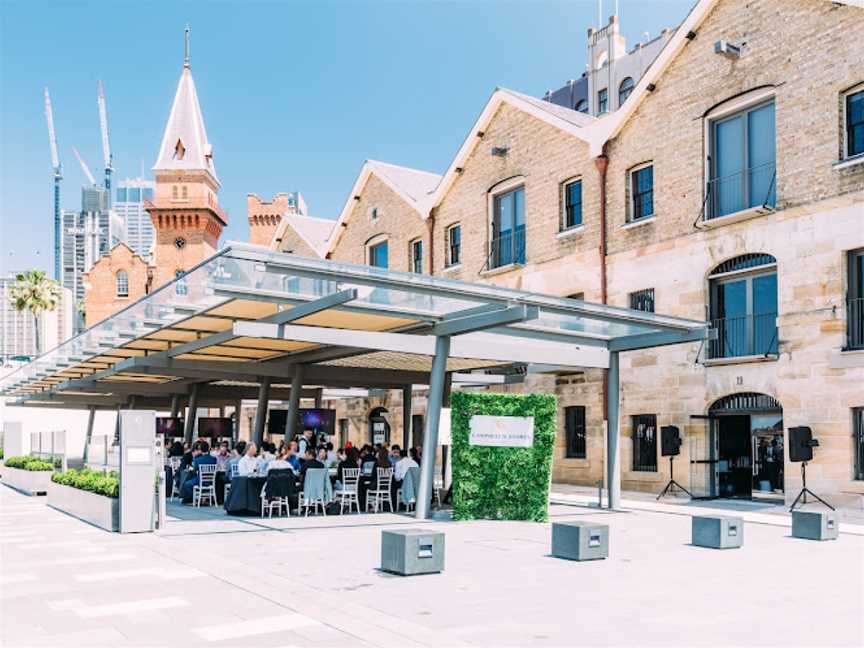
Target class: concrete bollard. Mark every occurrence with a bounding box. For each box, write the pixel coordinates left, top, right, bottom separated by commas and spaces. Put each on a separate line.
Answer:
551, 521, 609, 561
381, 528, 445, 575
791, 510, 839, 541
692, 515, 743, 549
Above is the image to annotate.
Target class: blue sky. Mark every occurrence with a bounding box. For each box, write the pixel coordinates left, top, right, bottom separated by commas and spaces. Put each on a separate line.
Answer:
0, 0, 692, 275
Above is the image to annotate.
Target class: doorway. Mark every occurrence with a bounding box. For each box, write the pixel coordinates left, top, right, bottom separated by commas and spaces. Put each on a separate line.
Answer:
690, 393, 784, 501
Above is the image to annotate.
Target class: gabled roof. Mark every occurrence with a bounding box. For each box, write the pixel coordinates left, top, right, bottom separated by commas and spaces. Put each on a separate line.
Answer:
323, 159, 442, 257
83, 242, 147, 277
430, 87, 600, 210
153, 65, 218, 185
279, 213, 336, 258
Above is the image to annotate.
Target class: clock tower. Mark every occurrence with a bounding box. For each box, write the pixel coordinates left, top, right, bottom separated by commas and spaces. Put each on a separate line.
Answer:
147, 27, 227, 290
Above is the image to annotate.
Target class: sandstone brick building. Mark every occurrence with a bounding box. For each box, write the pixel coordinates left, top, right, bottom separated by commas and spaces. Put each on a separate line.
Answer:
276, 0, 864, 511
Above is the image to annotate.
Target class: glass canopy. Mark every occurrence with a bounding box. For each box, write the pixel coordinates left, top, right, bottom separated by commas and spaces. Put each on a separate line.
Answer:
0, 244, 710, 404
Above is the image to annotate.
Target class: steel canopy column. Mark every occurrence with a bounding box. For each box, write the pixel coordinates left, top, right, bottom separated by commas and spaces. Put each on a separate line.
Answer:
285, 365, 305, 441
82, 406, 96, 465
606, 351, 621, 510
170, 394, 181, 418
402, 385, 413, 450
416, 335, 451, 519
252, 377, 271, 446
183, 383, 200, 443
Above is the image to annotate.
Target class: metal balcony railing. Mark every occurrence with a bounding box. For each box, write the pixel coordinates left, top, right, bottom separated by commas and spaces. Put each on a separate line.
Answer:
848, 297, 864, 350
708, 312, 778, 359
488, 228, 526, 270
704, 161, 776, 221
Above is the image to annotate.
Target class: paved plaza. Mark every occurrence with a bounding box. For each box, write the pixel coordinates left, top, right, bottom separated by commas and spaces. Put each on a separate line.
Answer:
1, 485, 862, 648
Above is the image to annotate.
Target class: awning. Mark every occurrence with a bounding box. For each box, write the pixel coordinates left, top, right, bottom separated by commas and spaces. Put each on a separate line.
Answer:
0, 243, 710, 408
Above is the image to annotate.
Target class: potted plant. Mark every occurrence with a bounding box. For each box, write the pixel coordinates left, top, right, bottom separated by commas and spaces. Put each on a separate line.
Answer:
1, 455, 55, 495
49, 468, 120, 531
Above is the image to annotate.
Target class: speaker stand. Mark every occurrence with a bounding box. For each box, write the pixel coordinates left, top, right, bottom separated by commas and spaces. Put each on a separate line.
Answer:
789, 461, 834, 512
657, 455, 692, 500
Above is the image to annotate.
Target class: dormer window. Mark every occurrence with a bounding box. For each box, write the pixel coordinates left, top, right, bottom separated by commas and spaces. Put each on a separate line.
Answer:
173, 138, 186, 160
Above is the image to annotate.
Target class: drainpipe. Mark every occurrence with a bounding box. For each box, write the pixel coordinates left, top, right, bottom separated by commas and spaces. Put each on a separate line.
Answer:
595, 148, 611, 502
426, 209, 436, 275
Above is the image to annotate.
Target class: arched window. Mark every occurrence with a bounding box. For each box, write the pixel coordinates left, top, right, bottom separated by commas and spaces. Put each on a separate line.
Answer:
174, 269, 188, 296
181, 185, 188, 199
172, 185, 178, 199
618, 77, 635, 106
575, 99, 589, 113
115, 270, 129, 297
708, 254, 777, 359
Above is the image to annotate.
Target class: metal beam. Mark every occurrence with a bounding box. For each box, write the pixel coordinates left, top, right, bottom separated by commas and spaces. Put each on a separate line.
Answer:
431, 304, 539, 337
184, 383, 200, 443
402, 385, 412, 451
82, 407, 96, 464
285, 365, 305, 441
416, 335, 451, 519
607, 327, 712, 352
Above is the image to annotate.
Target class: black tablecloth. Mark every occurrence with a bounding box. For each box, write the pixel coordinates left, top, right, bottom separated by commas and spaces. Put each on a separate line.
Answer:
224, 476, 266, 515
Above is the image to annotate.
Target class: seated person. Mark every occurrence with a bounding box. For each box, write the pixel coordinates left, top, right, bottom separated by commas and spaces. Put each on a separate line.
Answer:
266, 448, 295, 474
336, 446, 360, 488
299, 448, 325, 486
226, 441, 246, 481
317, 446, 330, 467
325, 442, 338, 467
168, 440, 184, 458
215, 440, 231, 469
236, 442, 260, 476
285, 442, 301, 472
389, 444, 401, 466
394, 448, 419, 482
180, 441, 217, 502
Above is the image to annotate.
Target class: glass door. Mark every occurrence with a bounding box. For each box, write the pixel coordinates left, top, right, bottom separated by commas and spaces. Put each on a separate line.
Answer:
688, 416, 719, 498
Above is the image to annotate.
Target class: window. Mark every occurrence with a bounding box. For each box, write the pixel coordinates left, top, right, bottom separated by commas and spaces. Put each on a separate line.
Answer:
181, 186, 188, 199
174, 269, 187, 296
708, 254, 778, 359
845, 86, 864, 159
629, 288, 655, 312
410, 239, 423, 273
116, 188, 127, 202
598, 88, 608, 114
172, 185, 178, 199
628, 164, 654, 221
632, 414, 657, 472
708, 99, 776, 219
370, 207, 379, 221
575, 99, 589, 113
447, 224, 461, 266
490, 186, 525, 269
115, 270, 128, 298
564, 406, 586, 459
368, 239, 388, 268
848, 249, 864, 350
129, 188, 141, 202
854, 408, 864, 481
563, 179, 583, 229
618, 77, 634, 106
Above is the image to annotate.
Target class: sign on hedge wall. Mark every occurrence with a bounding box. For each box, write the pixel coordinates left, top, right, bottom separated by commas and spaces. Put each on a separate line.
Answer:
451, 392, 556, 522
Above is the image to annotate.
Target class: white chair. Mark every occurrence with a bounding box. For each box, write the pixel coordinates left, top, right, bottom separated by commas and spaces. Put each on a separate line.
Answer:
335, 468, 360, 514
192, 464, 218, 507
224, 462, 240, 499
260, 470, 293, 518
366, 467, 393, 513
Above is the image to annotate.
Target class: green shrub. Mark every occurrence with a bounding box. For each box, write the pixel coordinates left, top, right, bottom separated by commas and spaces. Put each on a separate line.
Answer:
4, 455, 55, 471
451, 392, 557, 523
51, 468, 119, 498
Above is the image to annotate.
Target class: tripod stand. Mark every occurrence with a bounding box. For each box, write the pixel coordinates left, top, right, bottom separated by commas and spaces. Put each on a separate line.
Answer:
656, 455, 692, 500
789, 461, 834, 512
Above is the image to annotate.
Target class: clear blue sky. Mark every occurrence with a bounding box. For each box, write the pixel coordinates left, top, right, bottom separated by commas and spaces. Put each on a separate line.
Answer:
0, 0, 692, 275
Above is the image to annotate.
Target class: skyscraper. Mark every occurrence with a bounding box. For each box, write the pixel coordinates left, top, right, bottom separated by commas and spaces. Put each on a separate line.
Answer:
0, 274, 74, 363
114, 178, 156, 258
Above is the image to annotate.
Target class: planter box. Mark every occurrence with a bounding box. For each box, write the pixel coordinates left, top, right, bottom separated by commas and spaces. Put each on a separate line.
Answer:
1, 465, 53, 496
48, 481, 119, 532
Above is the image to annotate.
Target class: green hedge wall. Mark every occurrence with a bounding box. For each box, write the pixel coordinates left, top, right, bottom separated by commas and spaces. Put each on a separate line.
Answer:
52, 468, 119, 498
4, 456, 54, 471
451, 392, 556, 522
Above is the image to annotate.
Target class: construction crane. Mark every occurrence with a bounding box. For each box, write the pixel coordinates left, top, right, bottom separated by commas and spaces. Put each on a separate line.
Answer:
97, 80, 113, 196
71, 146, 97, 186
44, 87, 62, 281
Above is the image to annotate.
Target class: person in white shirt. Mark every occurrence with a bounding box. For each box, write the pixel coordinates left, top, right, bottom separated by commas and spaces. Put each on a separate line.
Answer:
266, 448, 295, 474
394, 449, 419, 481
237, 442, 260, 476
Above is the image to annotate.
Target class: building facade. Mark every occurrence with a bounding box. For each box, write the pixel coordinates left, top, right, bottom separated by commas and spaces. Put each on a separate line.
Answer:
277, 0, 864, 511
114, 178, 156, 258
248, 191, 308, 247
0, 275, 74, 363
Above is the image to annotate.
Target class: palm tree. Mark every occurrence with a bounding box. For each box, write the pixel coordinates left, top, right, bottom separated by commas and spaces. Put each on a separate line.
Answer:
8, 270, 61, 357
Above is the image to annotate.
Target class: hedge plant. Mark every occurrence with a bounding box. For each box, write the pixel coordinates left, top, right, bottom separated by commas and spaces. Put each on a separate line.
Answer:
51, 468, 119, 498
4, 455, 55, 471
451, 392, 556, 522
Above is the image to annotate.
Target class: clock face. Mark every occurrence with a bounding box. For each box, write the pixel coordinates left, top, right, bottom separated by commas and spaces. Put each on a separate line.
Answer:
174, 237, 187, 250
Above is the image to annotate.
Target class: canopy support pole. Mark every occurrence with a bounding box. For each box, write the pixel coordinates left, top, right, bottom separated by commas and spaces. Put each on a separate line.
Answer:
184, 383, 199, 443
606, 351, 621, 510
402, 385, 413, 451
82, 406, 96, 465
285, 365, 305, 441
416, 335, 450, 519
252, 377, 271, 446
170, 394, 181, 418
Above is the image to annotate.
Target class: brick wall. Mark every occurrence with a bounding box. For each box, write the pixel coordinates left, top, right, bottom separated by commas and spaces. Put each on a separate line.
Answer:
248, 193, 289, 247
83, 244, 150, 327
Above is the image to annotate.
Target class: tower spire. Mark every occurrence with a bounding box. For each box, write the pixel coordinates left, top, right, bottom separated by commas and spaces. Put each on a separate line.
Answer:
184, 24, 190, 68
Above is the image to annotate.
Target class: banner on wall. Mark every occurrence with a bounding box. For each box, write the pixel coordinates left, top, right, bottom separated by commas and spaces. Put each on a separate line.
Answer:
469, 415, 535, 448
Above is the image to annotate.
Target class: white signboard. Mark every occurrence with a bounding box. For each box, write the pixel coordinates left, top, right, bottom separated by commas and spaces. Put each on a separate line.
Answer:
469, 415, 534, 448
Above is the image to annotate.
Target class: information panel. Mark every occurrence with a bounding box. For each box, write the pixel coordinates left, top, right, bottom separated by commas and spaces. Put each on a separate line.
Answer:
468, 415, 535, 448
